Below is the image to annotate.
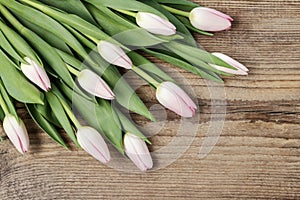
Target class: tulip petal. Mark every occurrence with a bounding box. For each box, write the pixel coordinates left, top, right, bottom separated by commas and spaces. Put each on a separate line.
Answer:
212, 53, 249, 72
97, 41, 132, 69
77, 126, 110, 164
156, 82, 196, 117
21, 57, 51, 91
3, 114, 29, 154
136, 12, 176, 36
77, 69, 115, 100
189, 7, 232, 32
124, 133, 153, 171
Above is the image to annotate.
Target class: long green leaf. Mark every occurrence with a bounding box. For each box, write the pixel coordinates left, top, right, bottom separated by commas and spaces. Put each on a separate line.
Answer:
18, 17, 73, 54
0, 30, 25, 64
39, 0, 97, 25
116, 109, 150, 143
165, 41, 236, 70
0, 18, 42, 65
0, 106, 4, 121
154, 0, 198, 8
18, 0, 109, 41
85, 0, 166, 18
0, 79, 18, 118
0, 4, 74, 88
143, 48, 224, 82
1, 0, 90, 60
128, 51, 174, 82
46, 91, 78, 146
26, 103, 67, 148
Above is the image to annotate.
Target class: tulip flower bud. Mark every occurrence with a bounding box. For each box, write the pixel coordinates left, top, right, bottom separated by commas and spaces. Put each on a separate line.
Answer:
3, 114, 29, 154
189, 7, 233, 32
136, 12, 176, 36
210, 53, 249, 75
77, 126, 111, 164
124, 133, 153, 172
20, 57, 51, 91
156, 82, 197, 118
77, 69, 115, 100
97, 41, 132, 69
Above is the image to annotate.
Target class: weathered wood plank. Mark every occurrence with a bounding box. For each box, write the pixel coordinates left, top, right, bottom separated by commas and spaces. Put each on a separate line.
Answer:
0, 0, 299, 199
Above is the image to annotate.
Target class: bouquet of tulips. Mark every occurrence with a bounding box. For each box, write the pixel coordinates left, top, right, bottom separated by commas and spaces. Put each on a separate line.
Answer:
0, 0, 248, 171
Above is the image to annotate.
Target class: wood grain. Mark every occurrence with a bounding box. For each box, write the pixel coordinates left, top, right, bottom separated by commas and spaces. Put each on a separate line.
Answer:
0, 0, 300, 199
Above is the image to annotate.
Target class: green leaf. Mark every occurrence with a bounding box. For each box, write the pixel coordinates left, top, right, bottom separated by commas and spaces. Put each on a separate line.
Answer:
0, 3, 74, 88
0, 18, 42, 65
26, 103, 67, 148
0, 30, 25, 64
18, 17, 73, 54
165, 41, 236, 70
154, 0, 198, 8
116, 109, 150, 143
0, 79, 18, 119
0, 106, 4, 121
63, 24, 96, 50
85, 0, 166, 18
39, 0, 97, 25
34, 102, 62, 128
143, 48, 224, 82
0, 49, 44, 104
56, 49, 83, 70
2, 0, 89, 59
46, 91, 78, 146
128, 51, 174, 82
17, 0, 109, 41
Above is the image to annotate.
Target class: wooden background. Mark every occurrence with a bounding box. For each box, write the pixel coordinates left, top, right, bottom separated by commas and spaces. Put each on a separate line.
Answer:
1, 0, 299, 199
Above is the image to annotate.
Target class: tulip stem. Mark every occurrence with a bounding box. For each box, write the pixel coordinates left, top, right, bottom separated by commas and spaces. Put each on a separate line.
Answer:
132, 66, 159, 88
84, 34, 100, 44
59, 98, 82, 129
161, 5, 190, 17
0, 93, 9, 115
114, 8, 137, 18
66, 64, 79, 76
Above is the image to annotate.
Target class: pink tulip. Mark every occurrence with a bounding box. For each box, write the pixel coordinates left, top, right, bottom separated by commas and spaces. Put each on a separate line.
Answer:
136, 12, 176, 36
210, 52, 249, 75
77, 126, 110, 164
156, 82, 197, 118
97, 41, 132, 69
189, 7, 233, 32
77, 69, 115, 100
3, 114, 29, 154
21, 57, 51, 91
124, 133, 153, 172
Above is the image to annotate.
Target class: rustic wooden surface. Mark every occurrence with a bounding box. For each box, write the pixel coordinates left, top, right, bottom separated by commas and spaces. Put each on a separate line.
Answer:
1, 0, 300, 199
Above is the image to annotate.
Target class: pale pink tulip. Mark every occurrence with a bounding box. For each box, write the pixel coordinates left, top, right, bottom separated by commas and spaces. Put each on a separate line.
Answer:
136, 12, 176, 36
210, 52, 248, 75
77, 69, 115, 100
189, 7, 233, 32
97, 41, 132, 69
156, 82, 197, 118
3, 114, 29, 154
124, 133, 153, 172
77, 126, 110, 164
21, 57, 51, 91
